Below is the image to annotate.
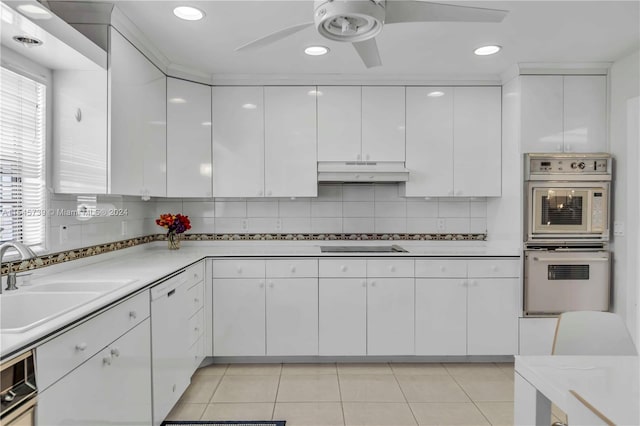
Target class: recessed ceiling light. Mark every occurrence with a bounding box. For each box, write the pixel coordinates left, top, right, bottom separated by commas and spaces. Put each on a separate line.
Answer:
474, 45, 502, 56
427, 91, 445, 97
173, 6, 204, 21
17, 4, 52, 19
304, 46, 329, 56
308, 89, 323, 96
168, 97, 187, 104
242, 103, 257, 110
201, 121, 212, 126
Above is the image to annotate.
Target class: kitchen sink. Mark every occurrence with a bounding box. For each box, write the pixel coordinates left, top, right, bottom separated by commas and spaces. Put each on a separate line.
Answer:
0, 292, 102, 334
23, 279, 136, 293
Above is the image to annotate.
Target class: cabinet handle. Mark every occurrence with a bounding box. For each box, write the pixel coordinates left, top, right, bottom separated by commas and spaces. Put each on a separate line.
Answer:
470, 280, 477, 286
461, 280, 467, 286
269, 281, 274, 288
370, 280, 376, 287
389, 265, 396, 272
259, 281, 265, 288
257, 190, 263, 196
356, 154, 361, 161
194, 273, 199, 280
267, 190, 272, 196
340, 265, 348, 272
290, 266, 296, 273
110, 347, 120, 357
361, 280, 367, 287
440, 266, 446, 272
237, 267, 243, 274
491, 265, 498, 272
194, 327, 200, 332
129, 311, 137, 320
194, 298, 200, 303
365, 154, 370, 161
355, 174, 360, 179
103, 356, 112, 366
75, 343, 87, 351
448, 190, 454, 196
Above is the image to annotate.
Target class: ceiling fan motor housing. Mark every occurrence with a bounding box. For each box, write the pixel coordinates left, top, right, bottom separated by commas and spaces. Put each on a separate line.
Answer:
314, 0, 386, 42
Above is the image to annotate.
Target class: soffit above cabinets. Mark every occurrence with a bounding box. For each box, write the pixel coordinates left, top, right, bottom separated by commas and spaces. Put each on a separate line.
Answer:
42, 0, 640, 83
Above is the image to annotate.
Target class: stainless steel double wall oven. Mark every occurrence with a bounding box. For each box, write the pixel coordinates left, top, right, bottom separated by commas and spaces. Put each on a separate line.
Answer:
523, 153, 612, 316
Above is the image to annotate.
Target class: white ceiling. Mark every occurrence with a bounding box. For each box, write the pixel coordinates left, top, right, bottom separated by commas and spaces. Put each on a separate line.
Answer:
107, 1, 639, 81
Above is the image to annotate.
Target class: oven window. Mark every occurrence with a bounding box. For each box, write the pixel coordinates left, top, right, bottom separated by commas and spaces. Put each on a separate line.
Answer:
540, 191, 584, 226
548, 264, 590, 280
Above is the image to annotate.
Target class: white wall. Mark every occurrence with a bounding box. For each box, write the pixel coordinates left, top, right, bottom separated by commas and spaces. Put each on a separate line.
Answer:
608, 49, 640, 345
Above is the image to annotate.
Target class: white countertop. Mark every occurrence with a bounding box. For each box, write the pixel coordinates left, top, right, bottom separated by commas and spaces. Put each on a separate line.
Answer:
1, 240, 520, 359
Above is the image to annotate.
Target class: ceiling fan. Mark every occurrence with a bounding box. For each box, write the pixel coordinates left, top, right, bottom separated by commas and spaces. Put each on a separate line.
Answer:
235, 0, 508, 68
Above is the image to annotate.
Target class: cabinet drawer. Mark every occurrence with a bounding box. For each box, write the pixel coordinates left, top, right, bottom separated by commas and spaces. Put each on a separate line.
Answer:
185, 261, 205, 287
367, 259, 414, 277
212, 259, 265, 278
188, 309, 204, 347
187, 281, 204, 316
415, 260, 467, 278
468, 259, 520, 278
266, 259, 317, 278
37, 290, 149, 391
319, 259, 367, 277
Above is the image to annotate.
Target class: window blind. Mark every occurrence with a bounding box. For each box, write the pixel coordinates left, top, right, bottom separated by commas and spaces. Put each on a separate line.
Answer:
0, 66, 46, 247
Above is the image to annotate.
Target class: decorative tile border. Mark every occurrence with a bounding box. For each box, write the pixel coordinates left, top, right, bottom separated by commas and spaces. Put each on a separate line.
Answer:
1, 233, 486, 275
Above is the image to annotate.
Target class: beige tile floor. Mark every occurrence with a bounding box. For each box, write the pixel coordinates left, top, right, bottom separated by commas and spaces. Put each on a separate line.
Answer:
166, 362, 566, 426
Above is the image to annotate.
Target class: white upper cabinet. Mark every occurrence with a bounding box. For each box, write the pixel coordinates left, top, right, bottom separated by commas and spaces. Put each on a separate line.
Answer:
317, 86, 405, 163
563, 76, 607, 153
361, 86, 406, 162
317, 86, 362, 162
264, 86, 318, 197
109, 28, 166, 197
53, 69, 108, 194
521, 75, 607, 153
167, 78, 212, 197
404, 87, 454, 197
212, 86, 265, 197
404, 86, 501, 197
453, 86, 502, 197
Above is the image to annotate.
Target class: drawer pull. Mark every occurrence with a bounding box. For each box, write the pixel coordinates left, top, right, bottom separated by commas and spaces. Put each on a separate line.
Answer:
75, 343, 87, 351
269, 281, 274, 288
103, 356, 112, 366
361, 280, 366, 287
110, 347, 120, 357
194, 273, 199, 280
440, 266, 446, 272
341, 265, 347, 272
129, 311, 137, 319
194, 327, 200, 332
290, 266, 296, 273
237, 267, 243, 274
389, 266, 396, 272
370, 281, 376, 287
492, 265, 498, 272
194, 298, 200, 303
167, 289, 176, 297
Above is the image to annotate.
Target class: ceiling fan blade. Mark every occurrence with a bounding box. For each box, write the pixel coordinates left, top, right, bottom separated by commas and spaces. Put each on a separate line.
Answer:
385, 1, 508, 24
353, 38, 382, 68
235, 22, 314, 52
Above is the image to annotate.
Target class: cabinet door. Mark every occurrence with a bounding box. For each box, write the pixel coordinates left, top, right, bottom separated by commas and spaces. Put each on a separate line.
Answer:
212, 86, 265, 197
521, 76, 564, 153
467, 278, 519, 355
362, 86, 406, 162
53, 69, 108, 194
109, 28, 166, 197
317, 86, 362, 162
367, 278, 414, 355
167, 78, 212, 197
319, 278, 367, 356
404, 87, 454, 196
37, 321, 152, 426
264, 86, 317, 197
266, 278, 318, 356
453, 86, 502, 197
104, 319, 152, 425
563, 75, 607, 153
415, 279, 467, 355
213, 278, 266, 356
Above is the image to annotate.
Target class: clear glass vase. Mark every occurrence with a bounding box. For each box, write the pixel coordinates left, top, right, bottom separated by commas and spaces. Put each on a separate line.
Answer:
167, 232, 181, 250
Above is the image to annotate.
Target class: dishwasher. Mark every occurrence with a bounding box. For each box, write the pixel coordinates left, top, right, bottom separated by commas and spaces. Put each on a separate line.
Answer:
150, 272, 191, 426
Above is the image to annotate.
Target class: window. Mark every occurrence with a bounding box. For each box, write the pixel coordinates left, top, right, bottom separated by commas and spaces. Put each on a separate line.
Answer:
0, 66, 46, 247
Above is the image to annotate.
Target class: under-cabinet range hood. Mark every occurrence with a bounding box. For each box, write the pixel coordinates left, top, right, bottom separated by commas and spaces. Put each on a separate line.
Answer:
317, 162, 409, 183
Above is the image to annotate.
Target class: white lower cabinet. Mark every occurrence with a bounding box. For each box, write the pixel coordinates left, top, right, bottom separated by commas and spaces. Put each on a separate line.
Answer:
266, 278, 318, 356
519, 317, 558, 355
415, 279, 467, 355
213, 278, 266, 356
319, 278, 367, 356
37, 319, 152, 425
367, 278, 415, 355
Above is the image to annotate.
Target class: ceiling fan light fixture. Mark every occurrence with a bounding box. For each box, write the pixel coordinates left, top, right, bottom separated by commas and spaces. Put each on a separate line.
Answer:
304, 45, 329, 56
474, 45, 502, 56
173, 6, 204, 21
314, 0, 385, 42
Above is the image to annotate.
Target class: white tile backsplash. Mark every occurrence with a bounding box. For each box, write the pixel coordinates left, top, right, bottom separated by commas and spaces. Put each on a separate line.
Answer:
44, 184, 487, 253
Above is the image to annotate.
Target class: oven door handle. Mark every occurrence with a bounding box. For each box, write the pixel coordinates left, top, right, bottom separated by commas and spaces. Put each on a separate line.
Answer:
533, 257, 609, 262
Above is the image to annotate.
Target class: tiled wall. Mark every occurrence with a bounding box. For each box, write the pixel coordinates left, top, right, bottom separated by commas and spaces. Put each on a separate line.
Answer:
46, 194, 157, 253
154, 184, 487, 235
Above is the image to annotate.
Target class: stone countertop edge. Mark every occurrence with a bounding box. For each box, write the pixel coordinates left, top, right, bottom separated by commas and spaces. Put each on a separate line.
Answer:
0, 241, 521, 360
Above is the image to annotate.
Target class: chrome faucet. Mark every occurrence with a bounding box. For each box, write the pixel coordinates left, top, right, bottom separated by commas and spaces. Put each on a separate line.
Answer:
0, 241, 36, 293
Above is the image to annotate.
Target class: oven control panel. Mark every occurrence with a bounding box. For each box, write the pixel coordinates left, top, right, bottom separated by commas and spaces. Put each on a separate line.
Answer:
525, 153, 612, 181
